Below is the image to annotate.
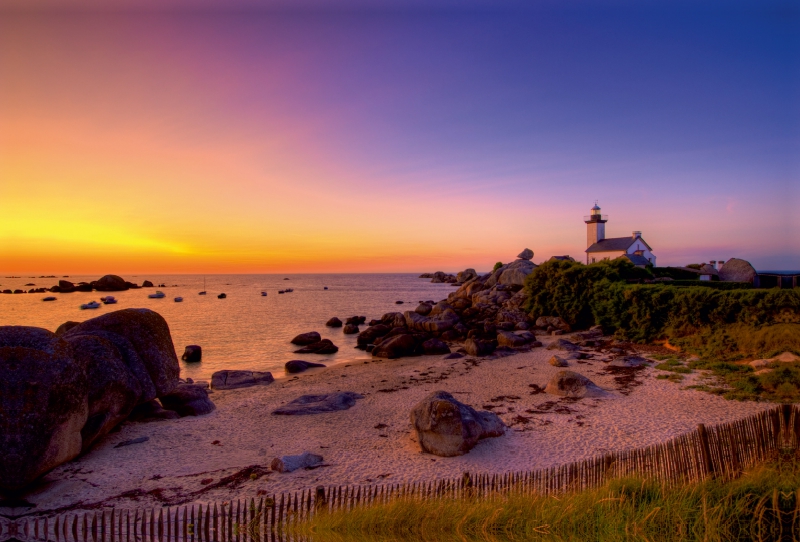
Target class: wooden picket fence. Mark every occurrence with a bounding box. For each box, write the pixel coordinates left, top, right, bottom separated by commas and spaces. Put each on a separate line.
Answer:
1, 404, 796, 542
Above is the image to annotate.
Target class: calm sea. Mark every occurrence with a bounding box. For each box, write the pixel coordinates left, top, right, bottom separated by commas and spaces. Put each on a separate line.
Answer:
0, 274, 457, 381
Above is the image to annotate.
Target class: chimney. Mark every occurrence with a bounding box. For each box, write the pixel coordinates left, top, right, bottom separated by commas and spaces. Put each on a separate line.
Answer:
632, 231, 641, 239
710, 260, 717, 270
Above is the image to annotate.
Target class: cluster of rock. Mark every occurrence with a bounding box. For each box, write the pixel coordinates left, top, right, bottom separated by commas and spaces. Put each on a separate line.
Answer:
41, 275, 155, 294
0, 309, 213, 492
345, 249, 542, 359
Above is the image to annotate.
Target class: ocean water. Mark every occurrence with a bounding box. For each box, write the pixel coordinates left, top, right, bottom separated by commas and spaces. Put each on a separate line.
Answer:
0, 274, 456, 381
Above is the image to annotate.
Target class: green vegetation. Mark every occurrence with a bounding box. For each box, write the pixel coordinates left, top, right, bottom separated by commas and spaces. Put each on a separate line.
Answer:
685, 359, 800, 402
493, 261, 504, 272
292, 458, 799, 541
654, 280, 752, 290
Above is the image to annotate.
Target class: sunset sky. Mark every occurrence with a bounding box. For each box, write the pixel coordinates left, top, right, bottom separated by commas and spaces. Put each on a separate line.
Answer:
1, 0, 797, 273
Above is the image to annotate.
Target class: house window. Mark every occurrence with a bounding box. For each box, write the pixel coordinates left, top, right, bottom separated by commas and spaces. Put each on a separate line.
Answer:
592, 258, 596, 263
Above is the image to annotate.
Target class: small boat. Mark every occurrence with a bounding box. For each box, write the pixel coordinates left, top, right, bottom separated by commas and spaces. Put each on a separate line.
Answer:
323, 287, 328, 290
80, 301, 101, 310
148, 290, 166, 299
42, 296, 57, 302
284, 288, 294, 293
217, 293, 226, 299
174, 296, 183, 302
101, 296, 117, 304
199, 277, 207, 295
261, 291, 267, 296
278, 290, 285, 294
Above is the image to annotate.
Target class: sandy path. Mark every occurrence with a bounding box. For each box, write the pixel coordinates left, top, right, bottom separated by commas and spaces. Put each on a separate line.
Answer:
20, 335, 772, 513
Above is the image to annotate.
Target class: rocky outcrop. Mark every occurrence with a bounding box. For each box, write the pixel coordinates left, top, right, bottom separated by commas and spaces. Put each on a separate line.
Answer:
0, 327, 89, 491
545, 371, 606, 398
381, 312, 407, 328
718, 258, 757, 283
270, 451, 324, 473
95, 275, 129, 292
159, 384, 216, 416
415, 303, 433, 315
290, 332, 321, 346
356, 324, 392, 348
405, 309, 460, 333
464, 337, 496, 357
182, 345, 202, 362
272, 392, 363, 415
285, 360, 326, 374
211, 370, 274, 390
517, 248, 534, 260
536, 316, 571, 332
456, 268, 478, 283
410, 391, 505, 457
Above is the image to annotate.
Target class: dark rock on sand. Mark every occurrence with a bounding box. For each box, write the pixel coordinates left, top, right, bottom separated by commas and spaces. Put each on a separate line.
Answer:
496, 331, 528, 348
371, 334, 419, 359
211, 370, 275, 390
182, 345, 202, 362
285, 360, 326, 374
294, 339, 339, 354
545, 371, 607, 398
291, 332, 322, 346
549, 355, 570, 367
272, 392, 364, 415
270, 451, 324, 473
443, 352, 465, 359
410, 390, 505, 457
326, 317, 343, 328
159, 384, 216, 416
546, 338, 581, 352
464, 337, 496, 357
127, 399, 180, 421
422, 338, 451, 355
95, 275, 129, 292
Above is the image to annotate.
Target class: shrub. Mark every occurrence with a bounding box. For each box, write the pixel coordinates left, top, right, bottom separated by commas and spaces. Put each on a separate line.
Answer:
492, 261, 503, 272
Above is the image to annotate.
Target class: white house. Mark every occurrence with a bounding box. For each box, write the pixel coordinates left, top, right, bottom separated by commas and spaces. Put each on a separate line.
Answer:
584, 204, 656, 266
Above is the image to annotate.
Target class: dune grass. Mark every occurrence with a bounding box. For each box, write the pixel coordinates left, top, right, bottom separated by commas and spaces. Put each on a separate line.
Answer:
291, 455, 798, 542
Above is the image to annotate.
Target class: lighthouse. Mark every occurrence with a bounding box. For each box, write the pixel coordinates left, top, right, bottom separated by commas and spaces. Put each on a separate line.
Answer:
585, 203, 607, 248
584, 203, 657, 266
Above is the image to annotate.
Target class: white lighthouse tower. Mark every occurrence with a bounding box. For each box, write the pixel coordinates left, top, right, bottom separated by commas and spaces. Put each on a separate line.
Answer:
585, 202, 607, 248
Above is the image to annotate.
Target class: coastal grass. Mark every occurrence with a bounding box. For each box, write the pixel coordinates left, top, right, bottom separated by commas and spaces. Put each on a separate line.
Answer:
291, 458, 798, 542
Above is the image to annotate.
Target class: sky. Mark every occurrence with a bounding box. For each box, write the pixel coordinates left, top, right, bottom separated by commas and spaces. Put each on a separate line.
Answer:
1, 0, 798, 273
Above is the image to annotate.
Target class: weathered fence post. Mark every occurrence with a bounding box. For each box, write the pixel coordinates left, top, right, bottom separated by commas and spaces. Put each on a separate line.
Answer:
462, 472, 473, 498
314, 486, 327, 511
697, 424, 715, 478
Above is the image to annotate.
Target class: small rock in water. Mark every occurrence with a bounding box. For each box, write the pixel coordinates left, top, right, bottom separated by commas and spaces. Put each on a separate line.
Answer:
294, 339, 339, 354
182, 345, 202, 362
285, 360, 326, 374
325, 317, 343, 328
343, 324, 360, 334
290, 332, 321, 346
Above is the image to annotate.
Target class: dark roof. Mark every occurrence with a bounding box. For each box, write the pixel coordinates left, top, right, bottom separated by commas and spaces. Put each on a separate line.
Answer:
622, 254, 651, 266
586, 235, 652, 253
586, 236, 635, 253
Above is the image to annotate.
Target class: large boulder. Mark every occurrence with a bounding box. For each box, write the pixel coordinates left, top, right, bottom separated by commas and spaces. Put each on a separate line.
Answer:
62, 309, 180, 402
372, 334, 419, 359
496, 331, 528, 348
410, 391, 505, 457
159, 384, 216, 416
272, 392, 363, 415
54, 321, 80, 337
498, 259, 536, 286
211, 370, 274, 390
95, 275, 129, 292
343, 324, 360, 334
0, 327, 88, 492
718, 258, 757, 283
58, 280, 76, 293
546, 338, 581, 352
63, 333, 141, 450
415, 303, 433, 316
456, 268, 478, 283
545, 371, 607, 398
291, 332, 321, 346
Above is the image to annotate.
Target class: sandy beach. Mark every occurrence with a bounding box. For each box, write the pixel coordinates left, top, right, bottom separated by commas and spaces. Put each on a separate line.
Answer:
18, 333, 771, 515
